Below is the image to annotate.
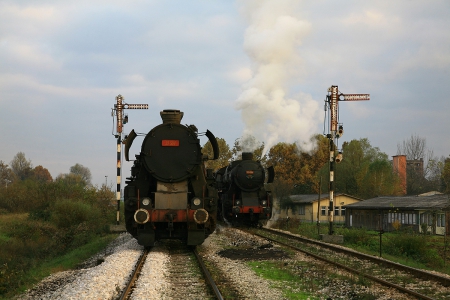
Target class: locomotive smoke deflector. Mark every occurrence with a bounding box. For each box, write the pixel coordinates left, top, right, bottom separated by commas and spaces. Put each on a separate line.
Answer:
124, 129, 137, 161
205, 130, 219, 160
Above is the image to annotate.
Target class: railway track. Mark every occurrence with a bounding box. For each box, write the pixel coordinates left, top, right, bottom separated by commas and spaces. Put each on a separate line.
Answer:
252, 227, 450, 299
119, 240, 223, 300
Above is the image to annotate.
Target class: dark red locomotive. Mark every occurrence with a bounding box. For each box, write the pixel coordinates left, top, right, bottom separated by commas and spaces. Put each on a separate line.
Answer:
123, 109, 219, 247
215, 152, 274, 227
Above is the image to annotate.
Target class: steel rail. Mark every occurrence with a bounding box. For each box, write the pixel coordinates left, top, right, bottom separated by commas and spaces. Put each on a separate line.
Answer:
262, 227, 450, 287
193, 248, 224, 300
253, 231, 435, 300
119, 249, 149, 300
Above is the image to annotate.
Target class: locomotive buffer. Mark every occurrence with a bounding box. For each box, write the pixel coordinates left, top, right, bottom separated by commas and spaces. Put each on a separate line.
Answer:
112, 94, 148, 226
325, 86, 369, 235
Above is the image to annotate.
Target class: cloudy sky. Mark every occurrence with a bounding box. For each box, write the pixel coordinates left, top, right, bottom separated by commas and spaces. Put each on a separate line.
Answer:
1, 0, 449, 187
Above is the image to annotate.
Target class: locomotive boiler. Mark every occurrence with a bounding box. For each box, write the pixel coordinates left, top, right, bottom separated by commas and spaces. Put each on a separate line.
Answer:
215, 152, 274, 227
123, 109, 219, 247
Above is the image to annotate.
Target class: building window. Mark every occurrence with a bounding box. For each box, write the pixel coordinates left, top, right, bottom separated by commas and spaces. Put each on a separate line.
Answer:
341, 207, 346, 216
437, 214, 445, 227
298, 205, 305, 215
335, 206, 340, 216
321, 206, 327, 216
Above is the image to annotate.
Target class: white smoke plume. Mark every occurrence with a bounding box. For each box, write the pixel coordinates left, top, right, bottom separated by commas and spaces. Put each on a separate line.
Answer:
236, 0, 321, 155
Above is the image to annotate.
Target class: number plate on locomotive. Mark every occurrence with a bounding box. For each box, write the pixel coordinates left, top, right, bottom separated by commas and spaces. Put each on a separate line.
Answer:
161, 140, 180, 146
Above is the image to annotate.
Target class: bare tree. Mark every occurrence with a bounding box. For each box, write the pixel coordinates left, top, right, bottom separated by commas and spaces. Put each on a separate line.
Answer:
396, 134, 426, 160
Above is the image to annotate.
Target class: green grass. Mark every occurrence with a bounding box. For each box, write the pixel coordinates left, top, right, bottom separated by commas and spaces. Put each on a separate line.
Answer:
247, 261, 319, 300
277, 221, 450, 275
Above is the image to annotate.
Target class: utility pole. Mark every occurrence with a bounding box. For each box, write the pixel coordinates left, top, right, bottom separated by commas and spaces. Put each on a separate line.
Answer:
325, 85, 369, 235
112, 94, 148, 225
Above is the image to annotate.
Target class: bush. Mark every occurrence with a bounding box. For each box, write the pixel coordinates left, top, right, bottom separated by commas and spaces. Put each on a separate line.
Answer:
50, 200, 93, 228
383, 233, 443, 266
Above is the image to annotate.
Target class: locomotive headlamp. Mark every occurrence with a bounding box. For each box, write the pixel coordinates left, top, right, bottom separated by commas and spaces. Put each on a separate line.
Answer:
193, 198, 201, 206
134, 209, 150, 224
142, 198, 151, 206
261, 200, 267, 206
235, 200, 241, 206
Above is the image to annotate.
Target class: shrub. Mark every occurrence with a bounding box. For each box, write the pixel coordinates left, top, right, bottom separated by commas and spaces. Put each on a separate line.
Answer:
50, 200, 92, 229
338, 227, 372, 246
382, 233, 442, 266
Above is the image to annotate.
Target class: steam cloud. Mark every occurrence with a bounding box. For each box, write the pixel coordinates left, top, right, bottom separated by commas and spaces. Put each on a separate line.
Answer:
236, 0, 321, 155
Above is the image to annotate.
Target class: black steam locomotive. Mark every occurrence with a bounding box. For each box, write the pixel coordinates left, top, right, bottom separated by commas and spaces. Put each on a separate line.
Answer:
215, 152, 274, 227
123, 109, 219, 247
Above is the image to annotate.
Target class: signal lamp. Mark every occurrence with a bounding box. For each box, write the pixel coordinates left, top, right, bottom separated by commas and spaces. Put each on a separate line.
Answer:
336, 151, 343, 163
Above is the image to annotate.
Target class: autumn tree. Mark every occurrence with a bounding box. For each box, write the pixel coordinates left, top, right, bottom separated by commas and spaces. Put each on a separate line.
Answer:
266, 135, 329, 195
266, 142, 302, 188
294, 135, 329, 194
32, 165, 53, 182
202, 137, 233, 171
10, 152, 33, 181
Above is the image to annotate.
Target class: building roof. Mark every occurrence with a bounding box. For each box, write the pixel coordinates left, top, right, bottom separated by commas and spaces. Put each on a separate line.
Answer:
289, 193, 362, 204
344, 194, 450, 210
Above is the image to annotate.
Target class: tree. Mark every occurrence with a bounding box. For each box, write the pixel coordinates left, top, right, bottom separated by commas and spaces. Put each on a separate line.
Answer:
32, 165, 53, 183
359, 159, 403, 198
397, 134, 426, 160
10, 152, 33, 181
442, 158, 450, 193
330, 138, 401, 198
266, 142, 302, 188
69, 163, 92, 185
266, 135, 329, 195
202, 137, 233, 171
0, 161, 16, 187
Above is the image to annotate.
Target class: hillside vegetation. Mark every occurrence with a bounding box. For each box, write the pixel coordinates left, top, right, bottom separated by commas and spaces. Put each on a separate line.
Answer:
0, 178, 116, 298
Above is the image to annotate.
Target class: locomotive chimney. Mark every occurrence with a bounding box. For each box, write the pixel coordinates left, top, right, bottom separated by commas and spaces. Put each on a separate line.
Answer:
242, 152, 253, 161
160, 109, 184, 124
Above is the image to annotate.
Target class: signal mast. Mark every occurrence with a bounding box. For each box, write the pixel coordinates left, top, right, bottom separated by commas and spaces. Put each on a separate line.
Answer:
325, 86, 369, 235
112, 95, 148, 225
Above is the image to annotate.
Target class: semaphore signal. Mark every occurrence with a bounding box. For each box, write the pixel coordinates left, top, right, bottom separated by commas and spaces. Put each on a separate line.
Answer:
111, 94, 148, 225
324, 85, 369, 235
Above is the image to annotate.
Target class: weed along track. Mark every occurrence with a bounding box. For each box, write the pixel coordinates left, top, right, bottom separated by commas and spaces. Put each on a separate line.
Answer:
252, 227, 450, 299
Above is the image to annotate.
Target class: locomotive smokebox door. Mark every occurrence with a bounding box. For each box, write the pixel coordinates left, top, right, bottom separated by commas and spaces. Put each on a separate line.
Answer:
141, 124, 201, 182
